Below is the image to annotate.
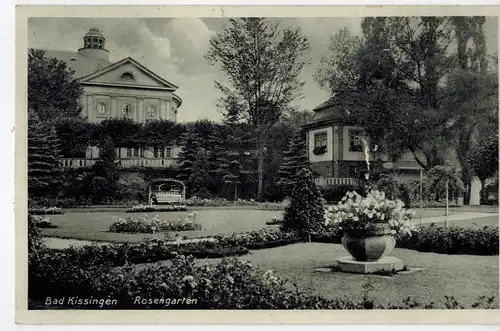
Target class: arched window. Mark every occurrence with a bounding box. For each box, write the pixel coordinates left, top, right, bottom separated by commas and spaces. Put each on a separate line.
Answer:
146, 105, 156, 117
122, 103, 132, 117
120, 72, 135, 81
96, 102, 106, 115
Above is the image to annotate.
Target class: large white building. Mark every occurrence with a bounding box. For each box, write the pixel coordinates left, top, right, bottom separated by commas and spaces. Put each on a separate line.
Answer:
46, 28, 182, 169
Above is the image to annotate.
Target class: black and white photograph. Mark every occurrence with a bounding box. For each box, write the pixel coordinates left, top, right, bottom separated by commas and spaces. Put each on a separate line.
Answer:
16, 5, 500, 323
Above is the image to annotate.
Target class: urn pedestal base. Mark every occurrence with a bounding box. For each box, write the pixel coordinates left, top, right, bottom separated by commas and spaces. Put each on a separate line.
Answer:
337, 256, 404, 274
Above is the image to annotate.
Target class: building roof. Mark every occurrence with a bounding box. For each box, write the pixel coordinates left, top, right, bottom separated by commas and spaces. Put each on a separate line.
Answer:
45, 50, 112, 79
303, 95, 351, 129
85, 27, 105, 40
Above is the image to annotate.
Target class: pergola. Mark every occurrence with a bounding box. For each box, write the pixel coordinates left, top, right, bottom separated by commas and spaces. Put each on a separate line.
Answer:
148, 178, 186, 205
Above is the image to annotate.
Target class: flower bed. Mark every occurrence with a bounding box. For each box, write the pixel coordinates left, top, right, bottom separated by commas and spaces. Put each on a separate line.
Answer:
214, 227, 300, 248
126, 204, 188, 213
255, 203, 286, 211
28, 207, 64, 215
109, 212, 202, 234
30, 215, 58, 229
265, 216, 283, 225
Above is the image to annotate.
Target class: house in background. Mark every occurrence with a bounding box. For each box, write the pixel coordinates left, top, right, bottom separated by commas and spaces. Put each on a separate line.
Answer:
43, 27, 182, 169
303, 97, 424, 188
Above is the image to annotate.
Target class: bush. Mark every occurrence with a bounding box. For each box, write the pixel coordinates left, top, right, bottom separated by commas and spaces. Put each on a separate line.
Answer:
255, 202, 286, 211
214, 228, 300, 248
28, 206, 64, 215
265, 216, 283, 226
109, 212, 202, 234
28, 215, 45, 259
282, 168, 325, 238
312, 223, 499, 256
126, 204, 187, 213
397, 225, 499, 255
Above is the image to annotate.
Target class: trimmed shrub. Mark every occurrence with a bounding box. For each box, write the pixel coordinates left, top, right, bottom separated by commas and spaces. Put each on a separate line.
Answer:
312, 224, 499, 256
282, 168, 325, 238
397, 225, 499, 256
126, 204, 187, 213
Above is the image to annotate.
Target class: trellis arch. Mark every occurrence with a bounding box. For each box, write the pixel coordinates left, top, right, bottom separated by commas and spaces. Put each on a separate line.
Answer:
148, 178, 186, 205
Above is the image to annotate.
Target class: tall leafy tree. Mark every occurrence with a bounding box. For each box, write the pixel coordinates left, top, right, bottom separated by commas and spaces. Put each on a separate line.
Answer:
206, 18, 310, 201
28, 111, 63, 199
278, 130, 310, 197
470, 131, 499, 203
92, 118, 142, 163
28, 49, 83, 122
54, 116, 95, 157
141, 119, 182, 151
442, 17, 496, 204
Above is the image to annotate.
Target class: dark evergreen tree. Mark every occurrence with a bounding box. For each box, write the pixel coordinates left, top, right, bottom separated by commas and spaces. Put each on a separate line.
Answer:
84, 136, 120, 204
207, 125, 231, 195
188, 148, 212, 198
282, 168, 325, 240
28, 111, 63, 200
222, 150, 242, 201
177, 128, 202, 193
278, 130, 310, 197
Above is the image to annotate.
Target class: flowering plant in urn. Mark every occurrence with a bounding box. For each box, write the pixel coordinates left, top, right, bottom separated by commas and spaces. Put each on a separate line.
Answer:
324, 190, 416, 261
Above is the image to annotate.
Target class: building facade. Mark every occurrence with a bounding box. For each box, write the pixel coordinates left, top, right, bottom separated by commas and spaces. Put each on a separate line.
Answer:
304, 98, 424, 188
46, 28, 182, 169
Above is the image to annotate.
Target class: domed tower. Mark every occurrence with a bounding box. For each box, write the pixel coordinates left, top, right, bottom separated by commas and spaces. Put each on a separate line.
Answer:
77, 27, 110, 61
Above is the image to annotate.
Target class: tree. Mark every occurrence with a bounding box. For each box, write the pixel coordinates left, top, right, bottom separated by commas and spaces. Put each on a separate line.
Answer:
470, 131, 499, 203
83, 136, 120, 204
92, 118, 142, 163
278, 130, 309, 197
28, 111, 63, 200
428, 165, 465, 203
28, 49, 83, 122
374, 173, 411, 207
315, 17, 458, 171
141, 119, 182, 151
206, 18, 310, 201
188, 148, 212, 198
177, 128, 202, 193
282, 168, 325, 240
441, 18, 496, 204
55, 116, 95, 157
222, 150, 242, 201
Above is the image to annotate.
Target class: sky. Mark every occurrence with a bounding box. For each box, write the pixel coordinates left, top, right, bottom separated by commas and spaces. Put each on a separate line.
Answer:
28, 17, 498, 122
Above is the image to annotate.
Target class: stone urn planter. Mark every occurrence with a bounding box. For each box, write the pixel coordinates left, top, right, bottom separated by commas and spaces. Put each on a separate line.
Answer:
341, 224, 396, 262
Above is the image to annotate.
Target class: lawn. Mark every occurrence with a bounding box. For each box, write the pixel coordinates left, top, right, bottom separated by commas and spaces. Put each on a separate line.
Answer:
148, 242, 498, 308
41, 208, 284, 243
40, 207, 498, 244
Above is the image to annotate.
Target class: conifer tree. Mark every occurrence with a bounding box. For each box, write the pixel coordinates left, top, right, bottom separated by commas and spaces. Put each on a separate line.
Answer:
282, 168, 325, 240
222, 150, 242, 201
278, 130, 310, 197
188, 148, 212, 198
28, 110, 63, 200
207, 126, 231, 194
177, 128, 202, 188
